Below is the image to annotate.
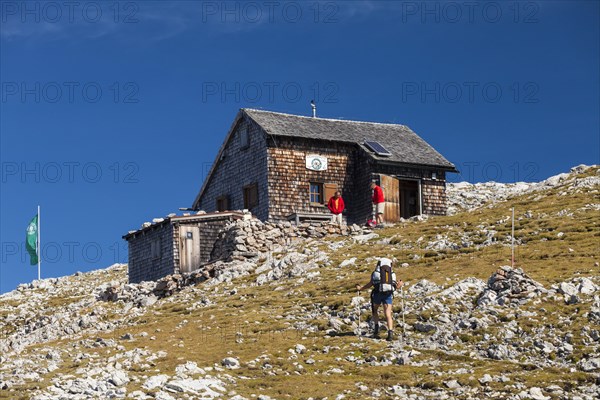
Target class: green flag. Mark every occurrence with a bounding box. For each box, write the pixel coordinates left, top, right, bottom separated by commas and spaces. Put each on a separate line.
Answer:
26, 214, 38, 266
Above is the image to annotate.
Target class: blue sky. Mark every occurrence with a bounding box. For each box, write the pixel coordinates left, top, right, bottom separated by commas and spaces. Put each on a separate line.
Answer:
1, 1, 598, 293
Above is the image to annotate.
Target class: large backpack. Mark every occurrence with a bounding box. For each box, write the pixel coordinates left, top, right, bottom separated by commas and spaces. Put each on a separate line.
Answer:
371, 258, 397, 294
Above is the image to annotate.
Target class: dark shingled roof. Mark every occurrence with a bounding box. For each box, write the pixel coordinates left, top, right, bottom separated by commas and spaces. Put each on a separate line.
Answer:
242, 109, 457, 171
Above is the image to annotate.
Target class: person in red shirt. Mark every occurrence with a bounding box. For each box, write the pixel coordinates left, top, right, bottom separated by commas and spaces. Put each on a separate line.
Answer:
327, 191, 345, 226
370, 181, 385, 225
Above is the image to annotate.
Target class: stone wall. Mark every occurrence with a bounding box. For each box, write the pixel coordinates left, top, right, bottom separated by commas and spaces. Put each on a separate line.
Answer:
195, 117, 269, 220
209, 218, 365, 263
127, 223, 176, 284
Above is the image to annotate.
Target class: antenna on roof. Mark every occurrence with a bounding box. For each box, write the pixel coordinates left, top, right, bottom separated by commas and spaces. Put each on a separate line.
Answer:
310, 100, 316, 118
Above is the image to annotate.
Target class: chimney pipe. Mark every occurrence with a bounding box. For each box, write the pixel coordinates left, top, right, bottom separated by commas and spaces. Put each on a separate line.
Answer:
310, 100, 316, 118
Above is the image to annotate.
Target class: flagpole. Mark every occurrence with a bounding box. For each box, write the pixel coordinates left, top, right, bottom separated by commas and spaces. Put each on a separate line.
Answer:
37, 205, 41, 280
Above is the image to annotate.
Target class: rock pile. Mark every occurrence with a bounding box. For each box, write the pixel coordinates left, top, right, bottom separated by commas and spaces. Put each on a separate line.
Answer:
477, 266, 546, 307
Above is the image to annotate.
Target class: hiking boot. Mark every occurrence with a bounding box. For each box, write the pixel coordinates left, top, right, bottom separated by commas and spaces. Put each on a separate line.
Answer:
386, 330, 395, 341
373, 325, 380, 339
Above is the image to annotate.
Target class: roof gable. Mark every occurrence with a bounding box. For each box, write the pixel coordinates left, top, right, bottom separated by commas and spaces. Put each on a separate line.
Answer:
242, 108, 456, 170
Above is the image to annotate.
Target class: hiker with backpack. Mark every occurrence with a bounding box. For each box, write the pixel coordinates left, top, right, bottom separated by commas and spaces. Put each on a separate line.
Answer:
356, 257, 403, 341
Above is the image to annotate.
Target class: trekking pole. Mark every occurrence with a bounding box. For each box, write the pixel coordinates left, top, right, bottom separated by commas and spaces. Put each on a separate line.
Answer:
401, 287, 406, 339
357, 290, 362, 341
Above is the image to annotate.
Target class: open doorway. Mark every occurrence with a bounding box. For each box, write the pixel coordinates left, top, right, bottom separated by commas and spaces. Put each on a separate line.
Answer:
398, 180, 420, 218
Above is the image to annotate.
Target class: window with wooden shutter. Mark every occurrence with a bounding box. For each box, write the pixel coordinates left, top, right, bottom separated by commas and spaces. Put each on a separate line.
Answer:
243, 184, 258, 209
309, 182, 324, 204
216, 195, 229, 212
324, 183, 338, 204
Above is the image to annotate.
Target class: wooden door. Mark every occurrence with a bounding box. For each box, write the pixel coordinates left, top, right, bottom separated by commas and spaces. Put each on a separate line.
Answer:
179, 226, 201, 273
379, 174, 400, 222
323, 183, 338, 204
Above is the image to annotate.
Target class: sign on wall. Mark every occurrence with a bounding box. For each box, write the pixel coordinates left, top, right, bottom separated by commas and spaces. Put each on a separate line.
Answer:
306, 155, 328, 171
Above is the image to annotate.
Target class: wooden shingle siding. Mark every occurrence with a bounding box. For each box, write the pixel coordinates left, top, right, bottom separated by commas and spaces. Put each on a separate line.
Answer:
349, 152, 376, 224
196, 119, 269, 220
421, 178, 447, 216
128, 223, 175, 284
266, 138, 360, 222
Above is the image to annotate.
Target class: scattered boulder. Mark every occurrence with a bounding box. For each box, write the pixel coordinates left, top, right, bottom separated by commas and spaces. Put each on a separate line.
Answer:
143, 375, 169, 390
478, 266, 546, 307
294, 344, 307, 354
578, 357, 600, 372
221, 357, 240, 369
529, 387, 550, 400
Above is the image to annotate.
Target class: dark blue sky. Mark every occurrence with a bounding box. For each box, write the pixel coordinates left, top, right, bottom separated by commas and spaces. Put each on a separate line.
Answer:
1, 1, 598, 293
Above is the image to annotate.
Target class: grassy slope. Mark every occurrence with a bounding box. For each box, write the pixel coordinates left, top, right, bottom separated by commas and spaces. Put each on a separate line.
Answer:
2, 167, 598, 399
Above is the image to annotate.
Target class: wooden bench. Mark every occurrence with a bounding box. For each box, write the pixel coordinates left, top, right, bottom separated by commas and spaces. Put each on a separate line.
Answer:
287, 212, 332, 225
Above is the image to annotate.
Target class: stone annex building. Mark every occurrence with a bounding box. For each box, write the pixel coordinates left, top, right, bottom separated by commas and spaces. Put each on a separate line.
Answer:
193, 108, 457, 224
124, 108, 457, 283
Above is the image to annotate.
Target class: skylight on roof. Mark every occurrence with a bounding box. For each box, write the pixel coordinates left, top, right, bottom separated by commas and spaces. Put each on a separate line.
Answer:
364, 140, 392, 157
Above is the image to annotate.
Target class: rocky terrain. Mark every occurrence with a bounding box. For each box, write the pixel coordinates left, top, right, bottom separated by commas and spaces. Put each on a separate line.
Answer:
446, 164, 599, 215
1, 165, 598, 400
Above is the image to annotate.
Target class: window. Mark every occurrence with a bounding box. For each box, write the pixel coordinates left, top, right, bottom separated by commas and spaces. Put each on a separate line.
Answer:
150, 239, 161, 260
216, 195, 229, 212
240, 127, 250, 149
243, 183, 258, 209
309, 182, 324, 204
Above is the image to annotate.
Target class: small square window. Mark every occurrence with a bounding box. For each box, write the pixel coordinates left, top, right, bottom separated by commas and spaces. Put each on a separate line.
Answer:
310, 182, 324, 204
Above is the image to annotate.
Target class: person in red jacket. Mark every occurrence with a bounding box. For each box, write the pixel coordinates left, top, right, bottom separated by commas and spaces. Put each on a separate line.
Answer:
371, 181, 385, 225
327, 191, 345, 226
